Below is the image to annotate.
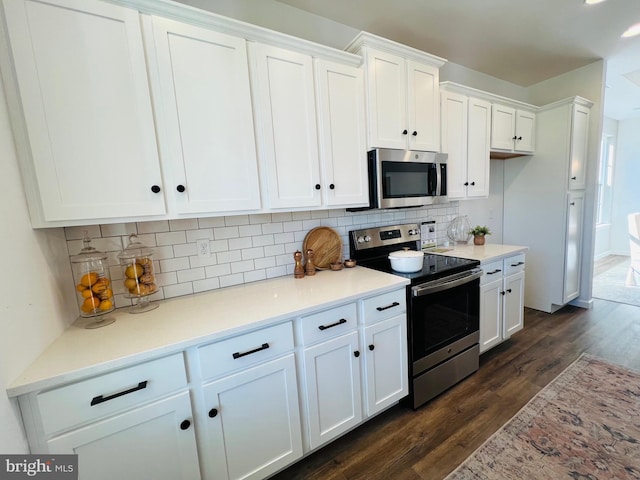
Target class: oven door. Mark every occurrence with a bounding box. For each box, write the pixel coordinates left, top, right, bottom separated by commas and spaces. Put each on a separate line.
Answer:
410, 269, 481, 375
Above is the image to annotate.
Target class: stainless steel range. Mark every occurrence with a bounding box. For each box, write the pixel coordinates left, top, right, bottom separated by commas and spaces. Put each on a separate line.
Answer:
349, 223, 482, 409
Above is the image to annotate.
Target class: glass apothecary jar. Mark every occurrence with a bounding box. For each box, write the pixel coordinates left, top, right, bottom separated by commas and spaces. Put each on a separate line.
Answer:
447, 215, 472, 245
118, 234, 159, 314
70, 235, 116, 328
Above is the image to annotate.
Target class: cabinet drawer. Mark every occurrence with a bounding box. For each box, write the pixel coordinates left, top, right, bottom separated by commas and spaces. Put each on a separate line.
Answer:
504, 254, 526, 276
199, 322, 294, 380
300, 303, 357, 345
361, 289, 406, 324
480, 260, 504, 285
38, 353, 187, 435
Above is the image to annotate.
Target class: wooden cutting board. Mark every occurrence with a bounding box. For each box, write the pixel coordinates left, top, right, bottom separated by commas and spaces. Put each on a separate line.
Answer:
302, 227, 342, 270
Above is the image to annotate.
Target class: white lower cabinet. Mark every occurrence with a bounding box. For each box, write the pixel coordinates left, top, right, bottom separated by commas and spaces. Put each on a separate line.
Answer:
479, 255, 526, 353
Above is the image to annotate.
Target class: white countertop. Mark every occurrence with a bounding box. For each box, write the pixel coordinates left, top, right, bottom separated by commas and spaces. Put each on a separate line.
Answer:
429, 243, 528, 263
8, 266, 409, 398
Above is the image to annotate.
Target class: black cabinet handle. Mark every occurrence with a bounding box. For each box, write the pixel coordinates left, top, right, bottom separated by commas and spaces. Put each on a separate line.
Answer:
512, 135, 517, 140
318, 318, 347, 331
510, 262, 525, 267
90, 381, 148, 406
353, 350, 360, 358
412, 131, 417, 136
368, 344, 375, 351
177, 185, 186, 192
376, 302, 400, 311
486, 269, 502, 275
232, 343, 269, 359
518, 136, 523, 140
315, 184, 321, 190
329, 184, 335, 190
151, 185, 161, 193
501, 291, 506, 296
470, 181, 475, 186
180, 420, 191, 430
506, 288, 512, 293
208, 408, 218, 418
402, 129, 408, 135
570, 202, 576, 206
571, 176, 577, 180
464, 182, 469, 186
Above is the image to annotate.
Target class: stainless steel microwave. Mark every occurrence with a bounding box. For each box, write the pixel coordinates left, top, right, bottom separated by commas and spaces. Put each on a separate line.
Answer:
352, 148, 448, 210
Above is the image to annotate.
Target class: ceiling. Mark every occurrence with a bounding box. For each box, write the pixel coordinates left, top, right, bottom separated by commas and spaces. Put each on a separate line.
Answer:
276, 0, 640, 120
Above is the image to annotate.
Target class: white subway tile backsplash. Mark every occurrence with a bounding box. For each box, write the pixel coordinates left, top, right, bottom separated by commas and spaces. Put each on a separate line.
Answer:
64, 206, 459, 312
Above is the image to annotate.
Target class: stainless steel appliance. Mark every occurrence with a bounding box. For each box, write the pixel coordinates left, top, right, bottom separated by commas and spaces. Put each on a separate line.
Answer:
349, 149, 447, 211
349, 223, 481, 409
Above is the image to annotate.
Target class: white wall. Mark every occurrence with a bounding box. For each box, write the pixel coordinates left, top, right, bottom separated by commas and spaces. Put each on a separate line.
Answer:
527, 60, 606, 307
0, 75, 77, 451
611, 117, 640, 254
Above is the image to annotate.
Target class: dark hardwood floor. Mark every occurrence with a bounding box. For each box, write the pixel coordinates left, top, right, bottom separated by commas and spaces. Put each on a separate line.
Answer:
272, 299, 640, 480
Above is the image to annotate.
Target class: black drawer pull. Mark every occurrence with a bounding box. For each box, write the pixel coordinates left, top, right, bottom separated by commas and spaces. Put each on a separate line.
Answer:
486, 269, 502, 275
232, 343, 270, 359
376, 302, 400, 311
90, 380, 148, 406
510, 262, 525, 267
318, 318, 347, 331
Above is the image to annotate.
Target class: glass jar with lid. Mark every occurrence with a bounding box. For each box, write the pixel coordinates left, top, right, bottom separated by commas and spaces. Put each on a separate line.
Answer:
118, 234, 159, 313
70, 234, 116, 328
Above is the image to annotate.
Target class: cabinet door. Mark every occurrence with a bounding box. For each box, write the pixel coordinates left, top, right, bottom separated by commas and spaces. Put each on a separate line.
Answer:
365, 49, 407, 149
564, 191, 585, 303
515, 110, 536, 153
490, 104, 516, 151
569, 104, 590, 190
479, 278, 503, 353
315, 60, 368, 207
148, 17, 260, 214
302, 331, 363, 450
504, 271, 525, 338
440, 91, 468, 199
47, 392, 200, 480
407, 60, 440, 152
466, 98, 491, 198
3, 0, 165, 222
363, 315, 408, 416
202, 354, 302, 480
250, 43, 321, 209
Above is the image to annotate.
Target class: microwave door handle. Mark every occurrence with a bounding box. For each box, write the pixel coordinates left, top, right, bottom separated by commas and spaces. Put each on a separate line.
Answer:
435, 164, 442, 196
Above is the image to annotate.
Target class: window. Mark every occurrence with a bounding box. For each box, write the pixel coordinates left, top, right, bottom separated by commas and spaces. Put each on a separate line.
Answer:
596, 134, 615, 225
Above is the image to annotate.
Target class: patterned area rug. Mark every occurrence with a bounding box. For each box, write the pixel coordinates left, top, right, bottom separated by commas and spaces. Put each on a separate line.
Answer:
446, 354, 640, 479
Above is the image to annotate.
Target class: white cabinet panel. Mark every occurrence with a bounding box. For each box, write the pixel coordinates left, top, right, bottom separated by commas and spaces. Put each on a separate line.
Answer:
491, 105, 535, 154
504, 271, 525, 337
480, 278, 503, 353
407, 60, 440, 152
564, 191, 585, 303
148, 16, 261, 214
569, 104, 590, 190
515, 110, 536, 153
3, 0, 165, 223
466, 98, 491, 197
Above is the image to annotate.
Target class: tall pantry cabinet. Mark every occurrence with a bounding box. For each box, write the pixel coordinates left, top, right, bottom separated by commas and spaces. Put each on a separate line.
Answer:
504, 97, 592, 313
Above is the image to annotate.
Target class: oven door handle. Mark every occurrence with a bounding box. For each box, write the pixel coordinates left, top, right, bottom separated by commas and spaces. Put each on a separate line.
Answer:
412, 268, 483, 297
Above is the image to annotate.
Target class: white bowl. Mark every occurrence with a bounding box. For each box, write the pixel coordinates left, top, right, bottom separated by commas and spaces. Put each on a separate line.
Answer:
388, 249, 424, 273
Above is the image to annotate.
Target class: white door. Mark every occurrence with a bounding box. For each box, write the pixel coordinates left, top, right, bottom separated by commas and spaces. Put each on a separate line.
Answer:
302, 331, 363, 449
504, 271, 525, 337
365, 49, 407, 149
362, 315, 408, 416
564, 191, 585, 303
490, 104, 516, 151
202, 354, 302, 480
440, 91, 468, 199
148, 17, 261, 214
315, 60, 368, 207
407, 60, 440, 152
514, 110, 536, 153
4, 0, 165, 221
250, 43, 321, 209
466, 98, 492, 198
47, 392, 200, 480
479, 279, 503, 353
569, 105, 590, 190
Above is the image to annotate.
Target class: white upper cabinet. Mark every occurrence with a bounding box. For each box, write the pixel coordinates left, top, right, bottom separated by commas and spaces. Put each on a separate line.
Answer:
441, 88, 490, 199
145, 16, 261, 215
569, 104, 590, 190
3, 0, 165, 225
250, 43, 322, 209
491, 105, 536, 154
346, 32, 445, 152
315, 60, 369, 207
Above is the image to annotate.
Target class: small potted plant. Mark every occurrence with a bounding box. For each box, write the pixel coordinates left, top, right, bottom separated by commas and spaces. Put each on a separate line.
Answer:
469, 225, 491, 245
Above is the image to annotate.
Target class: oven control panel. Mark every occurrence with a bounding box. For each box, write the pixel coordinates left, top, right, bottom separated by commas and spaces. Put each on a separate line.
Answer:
351, 223, 421, 251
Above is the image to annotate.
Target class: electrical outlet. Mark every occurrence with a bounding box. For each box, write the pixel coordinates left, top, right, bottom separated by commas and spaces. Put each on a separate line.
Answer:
197, 239, 210, 258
